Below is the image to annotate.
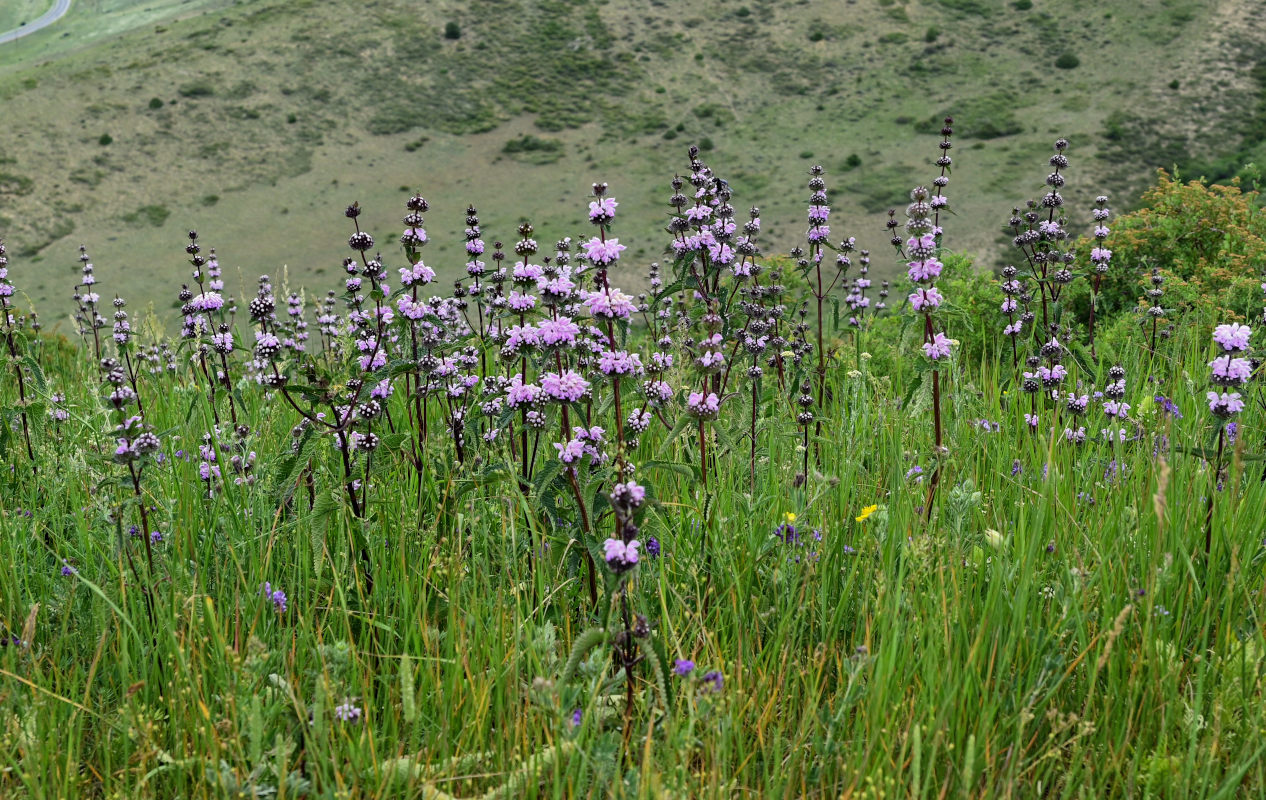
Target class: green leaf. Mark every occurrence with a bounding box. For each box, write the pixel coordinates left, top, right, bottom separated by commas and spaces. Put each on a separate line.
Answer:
380, 432, 409, 452
657, 411, 695, 458
641, 460, 698, 482
647, 630, 675, 710
532, 457, 563, 496
22, 355, 46, 395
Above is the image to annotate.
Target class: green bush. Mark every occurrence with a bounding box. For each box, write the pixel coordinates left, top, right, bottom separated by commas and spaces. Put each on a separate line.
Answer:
177, 80, 215, 98
444, 21, 461, 39
98, 133, 113, 146
1062, 171, 1266, 326
0, 172, 35, 196
121, 204, 171, 227
1054, 53, 1080, 70
502, 134, 564, 164
147, 97, 163, 110
915, 92, 1023, 139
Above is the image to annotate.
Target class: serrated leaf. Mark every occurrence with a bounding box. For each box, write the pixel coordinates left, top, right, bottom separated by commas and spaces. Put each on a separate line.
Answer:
22, 356, 46, 394
532, 457, 563, 496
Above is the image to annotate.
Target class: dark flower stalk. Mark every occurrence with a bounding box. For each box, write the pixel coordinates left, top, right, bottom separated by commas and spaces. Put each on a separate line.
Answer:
0, 241, 36, 470
397, 192, 436, 484
71, 245, 105, 363
602, 479, 650, 747
1144, 267, 1166, 357
1100, 363, 1129, 482
998, 263, 1026, 371
180, 231, 238, 427
804, 165, 831, 412
894, 118, 954, 517
1205, 322, 1252, 553
101, 303, 163, 618
1086, 196, 1113, 359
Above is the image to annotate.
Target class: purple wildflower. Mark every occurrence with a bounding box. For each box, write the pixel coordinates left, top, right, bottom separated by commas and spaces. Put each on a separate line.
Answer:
603, 538, 640, 572
333, 703, 362, 723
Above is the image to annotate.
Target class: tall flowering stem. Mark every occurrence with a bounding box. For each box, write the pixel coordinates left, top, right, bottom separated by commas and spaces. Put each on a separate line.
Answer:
1086, 196, 1112, 359
101, 299, 164, 622
178, 231, 238, 428
1144, 267, 1167, 357
895, 118, 954, 517
1205, 322, 1252, 554
601, 480, 653, 749
804, 165, 831, 412
71, 245, 105, 363
0, 241, 36, 471
1006, 139, 1073, 351
800, 166, 857, 455
397, 192, 436, 485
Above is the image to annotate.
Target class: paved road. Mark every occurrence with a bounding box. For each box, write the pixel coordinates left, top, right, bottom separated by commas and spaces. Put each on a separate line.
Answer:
0, 0, 72, 46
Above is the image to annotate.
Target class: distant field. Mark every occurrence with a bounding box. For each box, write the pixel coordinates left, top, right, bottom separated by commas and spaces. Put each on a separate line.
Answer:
0, 0, 1260, 318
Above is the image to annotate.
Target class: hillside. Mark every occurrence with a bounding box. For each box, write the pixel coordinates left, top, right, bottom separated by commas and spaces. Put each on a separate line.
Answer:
0, 0, 1259, 318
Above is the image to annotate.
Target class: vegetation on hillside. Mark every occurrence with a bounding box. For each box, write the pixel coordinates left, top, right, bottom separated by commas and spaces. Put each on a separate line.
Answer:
1, 125, 1264, 797
0, 0, 1259, 311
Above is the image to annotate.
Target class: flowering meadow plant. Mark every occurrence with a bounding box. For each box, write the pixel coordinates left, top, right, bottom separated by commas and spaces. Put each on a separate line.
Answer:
0, 138, 1264, 799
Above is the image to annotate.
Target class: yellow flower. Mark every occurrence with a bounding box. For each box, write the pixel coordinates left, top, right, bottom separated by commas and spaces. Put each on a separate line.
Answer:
783, 511, 797, 524
855, 504, 879, 522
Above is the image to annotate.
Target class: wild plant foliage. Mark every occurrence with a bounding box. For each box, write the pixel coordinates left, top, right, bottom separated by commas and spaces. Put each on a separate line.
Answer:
1, 135, 1265, 798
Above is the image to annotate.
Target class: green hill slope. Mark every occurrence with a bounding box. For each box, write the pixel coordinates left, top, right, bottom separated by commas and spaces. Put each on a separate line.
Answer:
0, 0, 1258, 317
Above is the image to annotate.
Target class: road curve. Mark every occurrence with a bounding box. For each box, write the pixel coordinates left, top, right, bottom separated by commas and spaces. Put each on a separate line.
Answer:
0, 0, 72, 46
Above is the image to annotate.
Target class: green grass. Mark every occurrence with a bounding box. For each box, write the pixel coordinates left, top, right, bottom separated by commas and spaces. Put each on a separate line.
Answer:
0, 0, 1250, 314
1, 214, 1264, 796
0, 0, 52, 35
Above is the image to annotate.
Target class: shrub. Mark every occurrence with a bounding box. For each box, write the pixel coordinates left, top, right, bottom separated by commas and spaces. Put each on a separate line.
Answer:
121, 204, 171, 227
0, 172, 35, 195
98, 133, 113, 146
1054, 53, 1080, 70
1062, 171, 1266, 326
178, 80, 215, 98
148, 97, 163, 109
444, 21, 461, 39
915, 91, 1023, 139
502, 135, 564, 164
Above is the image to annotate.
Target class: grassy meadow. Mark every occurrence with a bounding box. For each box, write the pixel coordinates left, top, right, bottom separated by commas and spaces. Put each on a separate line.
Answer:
0, 140, 1265, 796
1, 0, 1266, 798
